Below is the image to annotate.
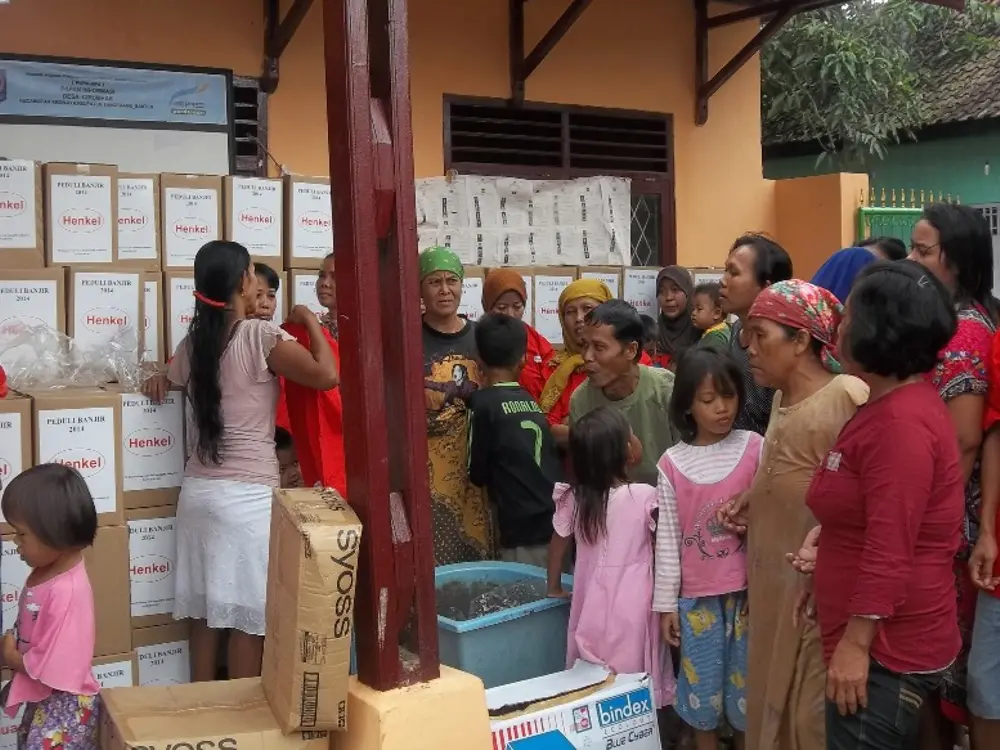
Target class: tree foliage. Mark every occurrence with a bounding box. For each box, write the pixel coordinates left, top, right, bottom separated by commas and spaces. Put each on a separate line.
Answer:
762, 0, 1000, 161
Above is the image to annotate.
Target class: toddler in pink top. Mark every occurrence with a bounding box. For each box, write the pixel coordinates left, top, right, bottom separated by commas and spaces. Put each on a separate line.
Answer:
1, 464, 100, 750
546, 407, 674, 709
654, 348, 762, 749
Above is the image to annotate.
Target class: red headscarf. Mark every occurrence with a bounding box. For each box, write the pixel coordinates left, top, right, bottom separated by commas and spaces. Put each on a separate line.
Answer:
748, 279, 843, 373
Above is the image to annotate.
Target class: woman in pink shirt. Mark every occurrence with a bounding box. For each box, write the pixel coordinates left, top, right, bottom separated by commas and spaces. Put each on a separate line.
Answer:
146, 240, 338, 681
1, 464, 100, 750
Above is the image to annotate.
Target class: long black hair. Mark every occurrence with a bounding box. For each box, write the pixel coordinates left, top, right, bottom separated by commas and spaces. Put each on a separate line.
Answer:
921, 203, 996, 322
567, 407, 631, 545
188, 240, 251, 465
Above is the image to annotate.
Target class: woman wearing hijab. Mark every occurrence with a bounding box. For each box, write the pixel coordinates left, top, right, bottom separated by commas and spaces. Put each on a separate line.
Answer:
419, 246, 492, 564
810, 247, 878, 305
482, 268, 554, 401
653, 266, 700, 370
720, 280, 869, 750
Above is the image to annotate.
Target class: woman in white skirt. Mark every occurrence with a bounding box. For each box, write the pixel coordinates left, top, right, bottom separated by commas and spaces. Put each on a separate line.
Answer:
146, 240, 338, 680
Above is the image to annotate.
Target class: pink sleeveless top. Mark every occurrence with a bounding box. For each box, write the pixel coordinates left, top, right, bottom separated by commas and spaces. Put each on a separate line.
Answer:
658, 431, 762, 599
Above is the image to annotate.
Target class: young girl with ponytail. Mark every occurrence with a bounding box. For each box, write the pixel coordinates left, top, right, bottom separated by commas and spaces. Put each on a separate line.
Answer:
145, 240, 338, 681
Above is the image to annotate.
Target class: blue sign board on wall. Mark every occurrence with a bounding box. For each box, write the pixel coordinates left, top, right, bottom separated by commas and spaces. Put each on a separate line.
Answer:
0, 58, 228, 127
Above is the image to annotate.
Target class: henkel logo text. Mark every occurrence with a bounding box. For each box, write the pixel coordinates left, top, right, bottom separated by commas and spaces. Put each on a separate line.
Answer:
239, 209, 275, 230
0, 315, 45, 338
83, 307, 129, 333
125, 428, 175, 457
179, 311, 193, 326
597, 689, 653, 728
0, 458, 11, 478
50, 448, 105, 478
59, 208, 104, 233
119, 208, 148, 230
298, 211, 332, 233
131, 554, 173, 583
1, 581, 20, 614
0, 191, 26, 217
173, 219, 211, 239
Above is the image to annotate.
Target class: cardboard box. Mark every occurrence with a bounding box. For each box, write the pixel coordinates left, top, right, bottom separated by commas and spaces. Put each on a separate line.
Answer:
623, 267, 662, 319
579, 266, 623, 298
164, 270, 195, 356
44, 162, 118, 266
31, 388, 124, 526
1, 526, 130, 657
94, 651, 139, 688
0, 268, 67, 373
284, 176, 333, 270
488, 661, 661, 750
457, 266, 487, 323
117, 173, 161, 271
100, 678, 329, 750
110, 390, 184, 510
0, 395, 32, 535
85, 525, 132, 657
67, 267, 145, 365
262, 488, 362, 733
126, 506, 177, 628
533, 267, 578, 347
132, 621, 192, 686
688, 267, 725, 287
225, 176, 284, 264
160, 174, 222, 270
271, 269, 288, 324
142, 272, 163, 363
289, 268, 325, 318
0, 159, 44, 268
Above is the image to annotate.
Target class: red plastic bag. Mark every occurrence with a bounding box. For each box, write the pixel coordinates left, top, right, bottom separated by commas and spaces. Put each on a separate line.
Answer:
280, 323, 346, 495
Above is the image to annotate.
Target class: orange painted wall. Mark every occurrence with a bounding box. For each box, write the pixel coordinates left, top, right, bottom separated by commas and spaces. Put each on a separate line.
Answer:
774, 173, 870, 278
0, 0, 776, 266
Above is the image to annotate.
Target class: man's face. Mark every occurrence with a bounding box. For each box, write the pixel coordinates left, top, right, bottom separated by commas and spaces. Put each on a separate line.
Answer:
720, 246, 763, 317
421, 272, 462, 317
582, 323, 636, 388
255, 279, 277, 321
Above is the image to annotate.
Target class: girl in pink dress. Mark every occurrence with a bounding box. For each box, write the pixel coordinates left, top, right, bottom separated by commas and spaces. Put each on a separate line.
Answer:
546, 407, 674, 708
1, 464, 101, 750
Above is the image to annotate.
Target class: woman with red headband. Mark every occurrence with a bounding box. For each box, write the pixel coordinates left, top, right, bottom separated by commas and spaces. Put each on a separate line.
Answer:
719, 279, 868, 750
144, 240, 338, 682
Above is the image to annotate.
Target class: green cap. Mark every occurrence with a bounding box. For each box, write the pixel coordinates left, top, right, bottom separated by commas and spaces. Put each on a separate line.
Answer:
419, 245, 464, 281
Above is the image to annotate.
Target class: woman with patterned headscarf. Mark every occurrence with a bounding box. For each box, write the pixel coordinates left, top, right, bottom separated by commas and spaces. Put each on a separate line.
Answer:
718, 280, 869, 750
537, 279, 614, 444
481, 268, 554, 401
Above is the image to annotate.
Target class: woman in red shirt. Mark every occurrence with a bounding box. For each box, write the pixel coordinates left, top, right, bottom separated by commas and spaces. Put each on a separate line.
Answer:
481, 269, 554, 401
800, 262, 963, 749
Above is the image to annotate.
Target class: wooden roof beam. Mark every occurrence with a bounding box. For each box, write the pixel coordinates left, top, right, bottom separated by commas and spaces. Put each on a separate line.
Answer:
510, 0, 594, 102
261, 0, 316, 94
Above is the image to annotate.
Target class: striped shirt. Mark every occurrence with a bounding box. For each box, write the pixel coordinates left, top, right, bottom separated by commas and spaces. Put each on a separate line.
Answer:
652, 430, 764, 612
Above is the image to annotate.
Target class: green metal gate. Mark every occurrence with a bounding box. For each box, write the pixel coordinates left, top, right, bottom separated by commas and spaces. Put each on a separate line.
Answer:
856, 189, 956, 245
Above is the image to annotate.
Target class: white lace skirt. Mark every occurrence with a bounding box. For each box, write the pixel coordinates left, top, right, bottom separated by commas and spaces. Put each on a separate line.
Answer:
173, 476, 273, 636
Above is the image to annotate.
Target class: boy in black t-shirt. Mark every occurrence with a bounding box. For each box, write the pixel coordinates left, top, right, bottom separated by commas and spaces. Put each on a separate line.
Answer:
468, 314, 563, 567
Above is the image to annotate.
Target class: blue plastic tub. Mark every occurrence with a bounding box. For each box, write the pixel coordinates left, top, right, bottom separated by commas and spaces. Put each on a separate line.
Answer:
435, 562, 573, 688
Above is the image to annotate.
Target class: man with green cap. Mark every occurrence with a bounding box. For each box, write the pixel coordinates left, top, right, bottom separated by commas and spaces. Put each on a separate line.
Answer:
419, 246, 493, 564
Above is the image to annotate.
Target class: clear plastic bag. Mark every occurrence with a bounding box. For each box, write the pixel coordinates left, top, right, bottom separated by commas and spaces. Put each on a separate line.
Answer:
0, 322, 154, 392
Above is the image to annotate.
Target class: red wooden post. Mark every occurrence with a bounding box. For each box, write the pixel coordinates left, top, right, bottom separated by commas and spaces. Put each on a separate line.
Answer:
322, 0, 440, 689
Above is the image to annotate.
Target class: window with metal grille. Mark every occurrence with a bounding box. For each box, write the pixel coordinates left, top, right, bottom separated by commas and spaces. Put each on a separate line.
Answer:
444, 97, 675, 266
232, 76, 268, 176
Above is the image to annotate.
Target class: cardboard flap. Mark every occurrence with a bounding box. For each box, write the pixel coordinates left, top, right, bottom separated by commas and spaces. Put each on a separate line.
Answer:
273, 487, 361, 588
486, 661, 612, 717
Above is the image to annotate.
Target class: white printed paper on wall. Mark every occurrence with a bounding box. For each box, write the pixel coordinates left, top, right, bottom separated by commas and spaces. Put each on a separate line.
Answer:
143, 279, 160, 363
136, 639, 190, 686
0, 279, 59, 369
128, 514, 177, 617
121, 394, 184, 492
416, 175, 631, 268
0, 412, 24, 519
118, 178, 158, 260
0, 160, 37, 250
36, 406, 118, 515
164, 188, 219, 267
229, 178, 282, 258
623, 268, 660, 319
72, 272, 142, 361
49, 175, 114, 264
168, 276, 195, 353
534, 275, 572, 345
290, 182, 333, 260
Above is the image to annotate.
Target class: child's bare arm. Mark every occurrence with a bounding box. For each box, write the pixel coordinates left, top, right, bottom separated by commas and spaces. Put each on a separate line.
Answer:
547, 533, 571, 597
